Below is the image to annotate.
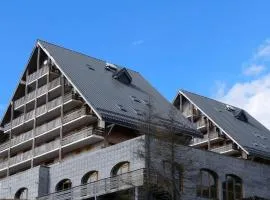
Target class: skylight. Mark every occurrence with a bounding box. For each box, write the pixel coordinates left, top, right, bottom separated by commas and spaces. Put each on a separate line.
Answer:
130, 95, 141, 103
116, 104, 127, 112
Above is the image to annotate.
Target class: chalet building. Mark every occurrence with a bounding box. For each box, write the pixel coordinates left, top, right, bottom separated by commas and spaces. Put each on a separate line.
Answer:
173, 90, 270, 164
0, 41, 269, 200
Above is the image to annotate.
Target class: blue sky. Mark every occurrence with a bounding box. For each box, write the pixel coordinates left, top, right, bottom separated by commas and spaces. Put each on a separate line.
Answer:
1, 1, 270, 127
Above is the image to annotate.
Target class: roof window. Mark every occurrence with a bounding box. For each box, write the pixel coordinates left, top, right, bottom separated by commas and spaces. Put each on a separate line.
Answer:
130, 95, 141, 103
86, 64, 95, 71
233, 109, 248, 122
113, 68, 132, 85
105, 63, 118, 71
116, 104, 127, 112
133, 108, 143, 116
226, 105, 235, 112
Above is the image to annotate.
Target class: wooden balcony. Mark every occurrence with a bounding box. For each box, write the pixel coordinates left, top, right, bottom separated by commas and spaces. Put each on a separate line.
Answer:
211, 143, 239, 155
9, 149, 32, 167
182, 107, 200, 121
4, 110, 35, 133
34, 139, 60, 163
190, 131, 223, 147
37, 168, 145, 200
0, 159, 8, 171
0, 142, 9, 155
62, 127, 104, 153
14, 77, 61, 111
196, 118, 207, 132
62, 107, 97, 133
35, 117, 61, 141
10, 130, 33, 152
26, 65, 49, 85
36, 92, 82, 125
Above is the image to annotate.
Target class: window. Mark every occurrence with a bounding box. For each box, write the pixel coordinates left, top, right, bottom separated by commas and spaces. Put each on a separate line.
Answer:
223, 175, 242, 200
15, 188, 28, 199
111, 162, 130, 176
197, 169, 218, 199
55, 179, 72, 192
110, 162, 130, 189
81, 171, 98, 184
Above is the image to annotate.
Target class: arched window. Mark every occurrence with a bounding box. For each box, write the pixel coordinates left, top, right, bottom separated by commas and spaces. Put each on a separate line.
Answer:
81, 171, 98, 184
111, 161, 130, 176
55, 179, 72, 192
110, 162, 130, 189
197, 169, 218, 199
15, 187, 28, 199
223, 174, 242, 200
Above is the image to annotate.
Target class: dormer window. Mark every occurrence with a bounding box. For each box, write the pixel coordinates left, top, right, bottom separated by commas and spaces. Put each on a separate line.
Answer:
113, 68, 132, 85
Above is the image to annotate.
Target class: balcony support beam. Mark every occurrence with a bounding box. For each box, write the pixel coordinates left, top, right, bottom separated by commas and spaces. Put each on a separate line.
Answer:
31, 80, 38, 168
59, 75, 64, 162
207, 119, 211, 150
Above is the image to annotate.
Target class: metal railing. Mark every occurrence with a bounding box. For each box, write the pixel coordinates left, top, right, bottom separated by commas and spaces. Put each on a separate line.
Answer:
34, 139, 60, 157
37, 168, 145, 200
211, 143, 236, 153
9, 150, 32, 166
26, 65, 49, 84
62, 127, 93, 146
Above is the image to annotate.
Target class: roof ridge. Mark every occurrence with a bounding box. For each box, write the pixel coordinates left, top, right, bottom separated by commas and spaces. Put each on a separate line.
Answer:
37, 39, 140, 74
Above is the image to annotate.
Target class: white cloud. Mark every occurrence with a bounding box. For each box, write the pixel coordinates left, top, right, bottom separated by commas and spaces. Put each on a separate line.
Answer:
215, 39, 270, 129
218, 73, 270, 129
254, 39, 270, 59
243, 64, 265, 76
131, 40, 144, 46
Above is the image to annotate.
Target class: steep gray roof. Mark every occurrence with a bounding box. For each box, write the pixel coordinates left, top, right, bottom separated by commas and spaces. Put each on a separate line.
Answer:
37, 40, 200, 137
180, 90, 270, 159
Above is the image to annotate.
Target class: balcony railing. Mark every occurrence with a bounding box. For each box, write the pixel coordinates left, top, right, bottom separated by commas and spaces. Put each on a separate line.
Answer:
182, 107, 199, 119
197, 118, 207, 128
3, 123, 11, 132
0, 142, 9, 152
211, 143, 237, 154
62, 127, 93, 146
63, 107, 88, 124
26, 65, 49, 84
48, 77, 61, 91
36, 84, 48, 98
0, 159, 8, 170
14, 77, 61, 110
192, 131, 220, 145
9, 150, 32, 166
36, 93, 74, 117
37, 168, 145, 200
36, 118, 61, 137
14, 96, 25, 109
11, 130, 33, 147
34, 139, 60, 157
